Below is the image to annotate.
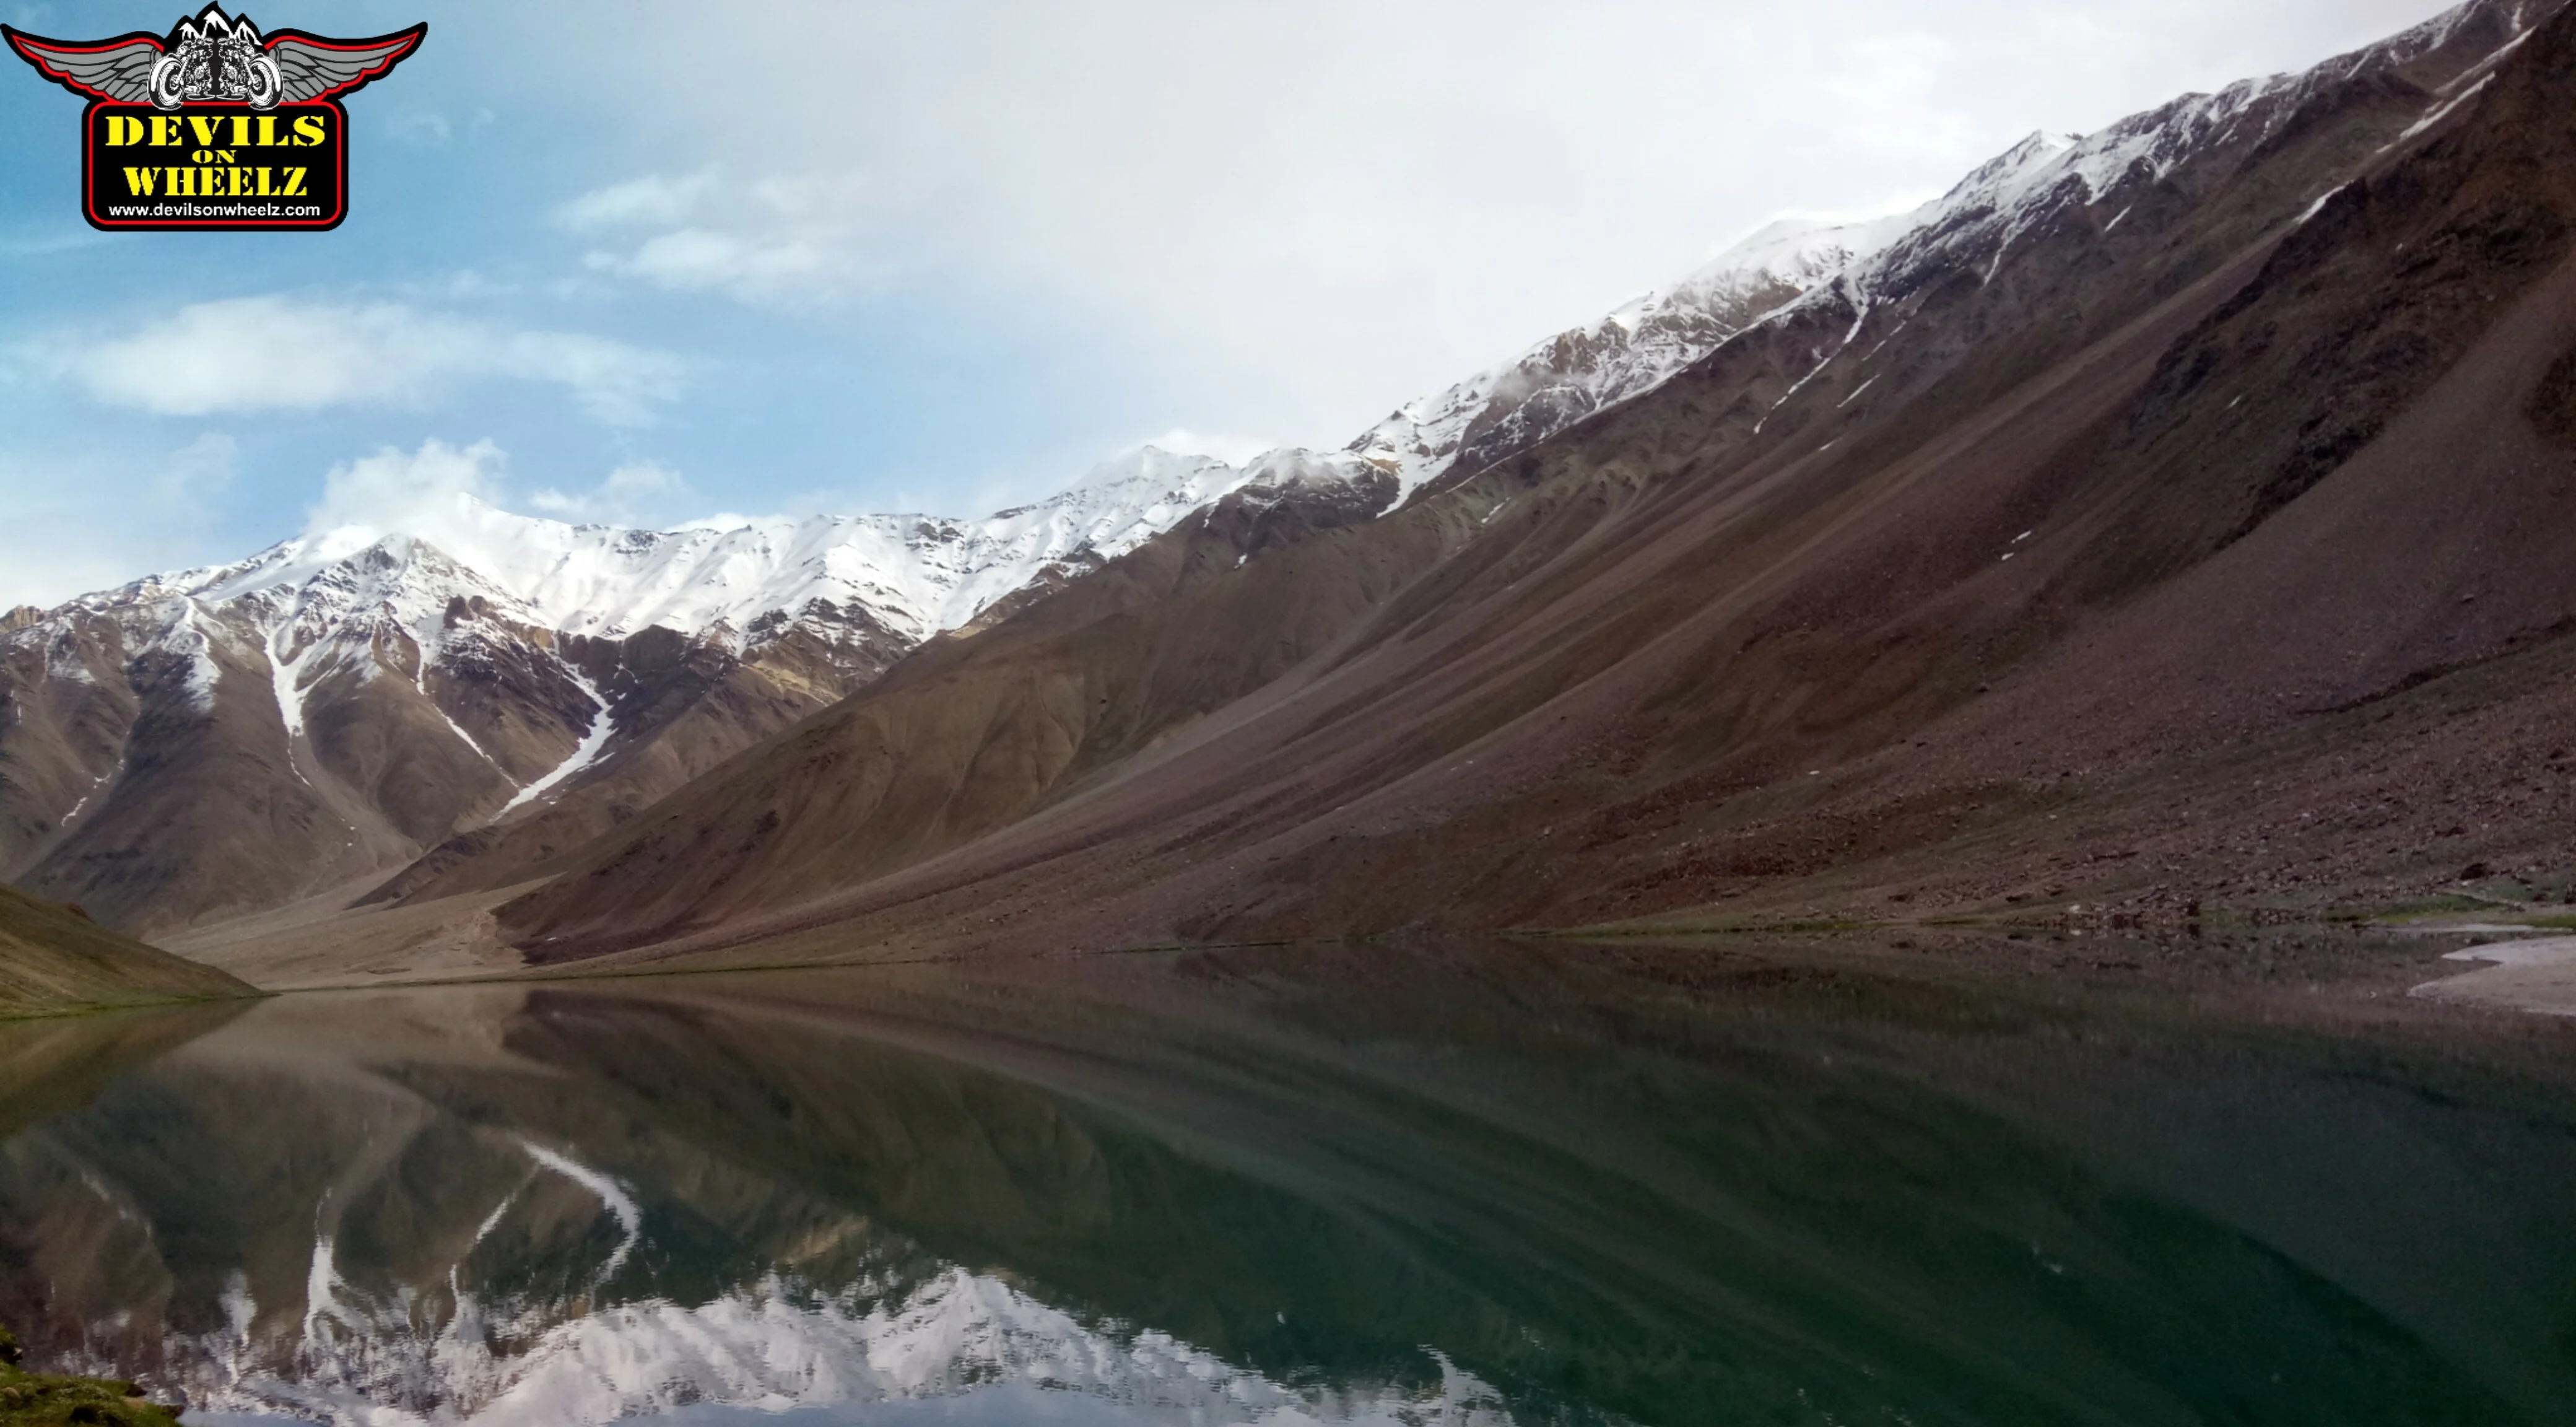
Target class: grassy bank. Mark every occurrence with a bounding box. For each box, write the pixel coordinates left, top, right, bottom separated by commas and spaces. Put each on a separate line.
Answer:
0, 1325, 180, 1425
0, 885, 259, 1021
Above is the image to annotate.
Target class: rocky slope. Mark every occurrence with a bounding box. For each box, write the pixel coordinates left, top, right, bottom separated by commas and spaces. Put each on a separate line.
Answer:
0, 448, 1388, 932
0, 884, 253, 1018
1346, 211, 1921, 497
22, 0, 2567, 954
4, 175, 1928, 934
466, 0, 2576, 965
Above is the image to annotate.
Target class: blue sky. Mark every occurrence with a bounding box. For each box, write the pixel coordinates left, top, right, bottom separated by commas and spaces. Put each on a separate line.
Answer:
0, 0, 2458, 608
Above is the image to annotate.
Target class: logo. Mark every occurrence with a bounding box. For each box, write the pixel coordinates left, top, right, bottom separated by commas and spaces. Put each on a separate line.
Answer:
4, 4, 424, 232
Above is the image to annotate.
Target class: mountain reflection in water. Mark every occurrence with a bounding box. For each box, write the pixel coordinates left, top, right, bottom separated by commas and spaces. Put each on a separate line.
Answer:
0, 940, 2572, 1426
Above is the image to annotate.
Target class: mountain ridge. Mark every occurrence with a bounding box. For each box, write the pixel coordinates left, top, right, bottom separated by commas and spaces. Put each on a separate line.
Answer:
0, 445, 1386, 931
4, 169, 1933, 933
14, 0, 2567, 957
448, 0, 2576, 967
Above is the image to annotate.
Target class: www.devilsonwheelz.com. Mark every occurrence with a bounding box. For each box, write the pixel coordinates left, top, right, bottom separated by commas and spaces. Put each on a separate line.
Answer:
105, 201, 326, 219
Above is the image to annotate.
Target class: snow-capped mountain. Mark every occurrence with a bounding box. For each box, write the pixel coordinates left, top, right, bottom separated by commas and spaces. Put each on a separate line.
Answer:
101, 443, 1274, 676
1346, 211, 1920, 497
0, 445, 1386, 930
1745, 0, 2542, 345
14, 0, 2541, 939
1342, 0, 2549, 503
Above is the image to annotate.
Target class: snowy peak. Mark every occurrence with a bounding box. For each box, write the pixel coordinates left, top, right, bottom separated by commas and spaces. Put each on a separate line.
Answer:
40, 442, 1334, 670
1339, 3, 2559, 510
1812, 0, 2555, 320
1660, 212, 1921, 314
1061, 443, 1237, 497
1346, 209, 1924, 500
0, 439, 1377, 928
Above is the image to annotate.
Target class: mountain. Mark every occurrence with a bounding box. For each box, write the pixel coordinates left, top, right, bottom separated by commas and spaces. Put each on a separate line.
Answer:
0, 883, 253, 1018
1346, 211, 1921, 497
448, 0, 2576, 967
19, 0, 2570, 960
0, 447, 1383, 932
4, 160, 1944, 935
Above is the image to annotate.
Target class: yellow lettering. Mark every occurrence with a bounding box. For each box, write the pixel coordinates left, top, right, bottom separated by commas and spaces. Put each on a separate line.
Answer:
187, 115, 220, 147
121, 167, 159, 196
229, 115, 250, 148
256, 167, 272, 196
103, 115, 147, 147
165, 166, 194, 198
293, 113, 327, 147
256, 115, 280, 148
282, 167, 308, 196
149, 115, 183, 147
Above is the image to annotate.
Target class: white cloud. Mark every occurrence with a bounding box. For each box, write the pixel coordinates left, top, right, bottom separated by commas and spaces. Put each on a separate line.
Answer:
530, 0, 2463, 444
574, 172, 895, 305
387, 111, 453, 146
584, 228, 837, 300
529, 461, 690, 525
554, 170, 718, 231
302, 439, 512, 554
59, 296, 684, 426
1141, 429, 1273, 467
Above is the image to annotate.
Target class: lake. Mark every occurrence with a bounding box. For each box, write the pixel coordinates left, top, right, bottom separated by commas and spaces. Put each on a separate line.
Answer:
1, 936, 2572, 1425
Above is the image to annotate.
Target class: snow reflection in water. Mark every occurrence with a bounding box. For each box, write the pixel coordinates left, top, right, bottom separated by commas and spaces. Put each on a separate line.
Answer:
175, 1255, 1510, 1425
6, 988, 1534, 1426
12, 950, 2576, 1427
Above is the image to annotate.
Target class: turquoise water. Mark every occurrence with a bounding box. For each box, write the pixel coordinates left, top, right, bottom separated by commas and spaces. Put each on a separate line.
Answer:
1, 939, 2571, 1425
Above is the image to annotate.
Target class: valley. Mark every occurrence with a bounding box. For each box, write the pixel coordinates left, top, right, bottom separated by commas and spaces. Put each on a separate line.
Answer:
7, 4, 2576, 1423
4, 0, 2574, 1001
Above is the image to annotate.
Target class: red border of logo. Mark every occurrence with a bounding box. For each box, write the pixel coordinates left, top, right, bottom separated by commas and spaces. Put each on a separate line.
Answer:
80, 98, 349, 231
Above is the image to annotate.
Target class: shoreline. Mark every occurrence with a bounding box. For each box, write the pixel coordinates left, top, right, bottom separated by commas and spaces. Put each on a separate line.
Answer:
2409, 935, 2576, 1018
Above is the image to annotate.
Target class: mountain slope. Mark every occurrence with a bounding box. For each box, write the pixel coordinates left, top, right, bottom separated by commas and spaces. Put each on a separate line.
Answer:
0, 884, 255, 1018
0, 449, 1378, 932
7, 152, 1930, 934
1347, 212, 1921, 496
385, 452, 1414, 919
476, 0, 2576, 964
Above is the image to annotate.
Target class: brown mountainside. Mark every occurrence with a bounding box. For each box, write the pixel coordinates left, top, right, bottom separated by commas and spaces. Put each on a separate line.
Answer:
0, 884, 255, 1019
467, 0, 2576, 967
0, 571, 895, 935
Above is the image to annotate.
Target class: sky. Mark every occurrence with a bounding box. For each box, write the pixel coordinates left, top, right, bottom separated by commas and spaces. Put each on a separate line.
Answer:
0, 0, 2467, 609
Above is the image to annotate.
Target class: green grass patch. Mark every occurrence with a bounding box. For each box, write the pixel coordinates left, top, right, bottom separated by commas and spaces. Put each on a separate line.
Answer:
0, 1324, 180, 1425
2352, 894, 2520, 924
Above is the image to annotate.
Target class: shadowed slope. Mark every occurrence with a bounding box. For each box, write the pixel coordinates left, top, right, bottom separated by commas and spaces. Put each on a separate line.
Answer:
0, 884, 256, 1019
476, 1, 2576, 964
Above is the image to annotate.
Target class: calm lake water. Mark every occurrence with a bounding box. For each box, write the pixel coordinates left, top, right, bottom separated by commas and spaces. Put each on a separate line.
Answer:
1, 939, 2571, 1425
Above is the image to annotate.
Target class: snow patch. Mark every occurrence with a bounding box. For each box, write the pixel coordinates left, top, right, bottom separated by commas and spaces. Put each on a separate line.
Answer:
519, 1141, 642, 1285
497, 666, 615, 816
269, 629, 310, 739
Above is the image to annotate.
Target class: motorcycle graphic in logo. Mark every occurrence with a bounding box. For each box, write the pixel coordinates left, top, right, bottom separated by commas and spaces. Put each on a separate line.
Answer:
4, 4, 425, 231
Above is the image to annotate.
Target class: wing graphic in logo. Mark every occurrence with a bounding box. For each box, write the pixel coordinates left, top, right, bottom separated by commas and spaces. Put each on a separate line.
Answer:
267, 25, 426, 104
3, 5, 424, 110
2, 30, 167, 104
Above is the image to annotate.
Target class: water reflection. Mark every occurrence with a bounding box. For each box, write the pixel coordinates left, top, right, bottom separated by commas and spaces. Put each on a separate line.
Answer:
1, 939, 2572, 1425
